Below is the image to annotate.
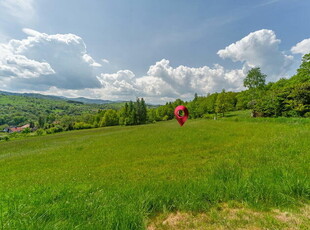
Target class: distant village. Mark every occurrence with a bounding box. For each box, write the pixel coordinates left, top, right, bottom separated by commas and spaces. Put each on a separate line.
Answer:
2, 124, 34, 133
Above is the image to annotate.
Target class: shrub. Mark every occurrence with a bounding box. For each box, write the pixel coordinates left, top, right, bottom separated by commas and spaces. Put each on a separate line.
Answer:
202, 113, 215, 119
35, 129, 45, 136
73, 122, 93, 130
0, 136, 9, 141
282, 110, 299, 117
46, 125, 63, 134
22, 127, 31, 134
100, 110, 119, 127
304, 112, 310, 118
162, 115, 169, 121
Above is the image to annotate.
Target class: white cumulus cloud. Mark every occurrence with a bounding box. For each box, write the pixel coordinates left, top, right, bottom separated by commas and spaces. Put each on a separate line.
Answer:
0, 29, 102, 91
95, 59, 246, 103
142, 59, 245, 96
0, 51, 55, 79
0, 28, 305, 104
97, 70, 137, 96
217, 29, 294, 80
291, 38, 310, 55
83, 54, 102, 67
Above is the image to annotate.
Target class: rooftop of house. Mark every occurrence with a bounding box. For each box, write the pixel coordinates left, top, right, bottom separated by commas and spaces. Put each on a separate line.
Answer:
3, 124, 31, 133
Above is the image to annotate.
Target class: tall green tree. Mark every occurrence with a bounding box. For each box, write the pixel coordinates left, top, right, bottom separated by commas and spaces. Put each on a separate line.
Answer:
295, 53, 310, 83
243, 67, 267, 113
215, 89, 228, 117
147, 109, 159, 122
140, 98, 147, 124
100, 109, 119, 127
135, 98, 141, 124
38, 116, 45, 128
205, 93, 218, 113
127, 101, 136, 125
189, 93, 199, 118
244, 67, 266, 90
119, 102, 129, 125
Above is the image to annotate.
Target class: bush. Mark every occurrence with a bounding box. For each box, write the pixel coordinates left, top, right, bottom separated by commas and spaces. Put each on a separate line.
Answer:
35, 129, 45, 136
73, 122, 93, 130
22, 127, 31, 134
282, 110, 299, 117
202, 113, 215, 119
0, 136, 9, 141
46, 125, 63, 134
304, 112, 310, 118
8, 132, 19, 138
100, 110, 119, 127
162, 115, 169, 121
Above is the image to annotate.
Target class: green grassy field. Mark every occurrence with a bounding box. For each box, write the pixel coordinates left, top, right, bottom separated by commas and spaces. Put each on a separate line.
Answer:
0, 117, 309, 229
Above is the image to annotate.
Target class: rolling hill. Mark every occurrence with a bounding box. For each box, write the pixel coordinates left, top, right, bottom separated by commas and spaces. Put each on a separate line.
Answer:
0, 117, 309, 229
0, 90, 121, 104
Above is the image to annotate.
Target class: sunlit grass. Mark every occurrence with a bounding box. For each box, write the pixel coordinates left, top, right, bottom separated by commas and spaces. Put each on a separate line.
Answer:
0, 118, 309, 229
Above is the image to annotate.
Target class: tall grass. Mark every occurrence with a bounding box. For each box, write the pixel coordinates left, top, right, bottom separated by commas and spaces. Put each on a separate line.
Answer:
0, 119, 309, 229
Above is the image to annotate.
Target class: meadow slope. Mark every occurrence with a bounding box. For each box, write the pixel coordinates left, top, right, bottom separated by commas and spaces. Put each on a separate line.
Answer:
0, 118, 309, 229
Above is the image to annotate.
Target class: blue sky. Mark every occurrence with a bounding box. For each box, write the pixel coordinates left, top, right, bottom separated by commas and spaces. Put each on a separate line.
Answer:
0, 0, 309, 103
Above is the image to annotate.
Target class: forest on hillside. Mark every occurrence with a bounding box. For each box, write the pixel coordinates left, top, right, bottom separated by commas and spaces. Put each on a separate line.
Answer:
0, 53, 309, 139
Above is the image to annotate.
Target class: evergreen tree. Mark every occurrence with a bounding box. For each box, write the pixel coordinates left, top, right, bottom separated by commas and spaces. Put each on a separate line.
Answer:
140, 98, 147, 124
119, 102, 129, 125
128, 101, 135, 125
194, 93, 198, 101
124, 102, 129, 117
135, 98, 141, 124
38, 116, 45, 128
131, 108, 137, 125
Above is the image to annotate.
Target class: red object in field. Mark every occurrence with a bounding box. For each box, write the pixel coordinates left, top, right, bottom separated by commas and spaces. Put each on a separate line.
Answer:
174, 105, 189, 126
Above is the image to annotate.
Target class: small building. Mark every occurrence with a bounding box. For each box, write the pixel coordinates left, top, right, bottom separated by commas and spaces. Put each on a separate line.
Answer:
3, 124, 31, 133
21, 124, 30, 129
2, 127, 9, 132
8, 127, 22, 133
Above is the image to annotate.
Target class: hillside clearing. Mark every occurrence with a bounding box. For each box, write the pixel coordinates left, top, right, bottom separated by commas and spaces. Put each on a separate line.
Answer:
0, 118, 309, 229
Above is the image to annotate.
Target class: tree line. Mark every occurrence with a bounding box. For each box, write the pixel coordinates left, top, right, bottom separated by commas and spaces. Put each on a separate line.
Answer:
1, 53, 309, 138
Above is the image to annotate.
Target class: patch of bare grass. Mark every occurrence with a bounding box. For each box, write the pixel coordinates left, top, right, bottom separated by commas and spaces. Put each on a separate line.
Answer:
148, 203, 310, 230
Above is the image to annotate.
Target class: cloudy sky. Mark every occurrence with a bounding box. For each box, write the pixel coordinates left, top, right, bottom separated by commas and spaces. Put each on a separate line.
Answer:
0, 0, 309, 104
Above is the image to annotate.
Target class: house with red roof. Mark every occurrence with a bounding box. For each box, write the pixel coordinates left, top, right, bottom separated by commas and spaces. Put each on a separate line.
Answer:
3, 124, 31, 133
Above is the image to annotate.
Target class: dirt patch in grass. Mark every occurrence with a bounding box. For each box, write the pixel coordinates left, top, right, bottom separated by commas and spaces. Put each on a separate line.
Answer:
147, 203, 310, 230
273, 204, 310, 229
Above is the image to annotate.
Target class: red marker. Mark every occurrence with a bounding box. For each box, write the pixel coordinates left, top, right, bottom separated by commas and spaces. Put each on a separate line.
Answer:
174, 105, 189, 126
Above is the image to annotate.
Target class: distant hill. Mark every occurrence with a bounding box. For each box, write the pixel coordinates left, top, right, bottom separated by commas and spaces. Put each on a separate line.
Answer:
0, 90, 158, 127
0, 90, 123, 104
65, 97, 119, 105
